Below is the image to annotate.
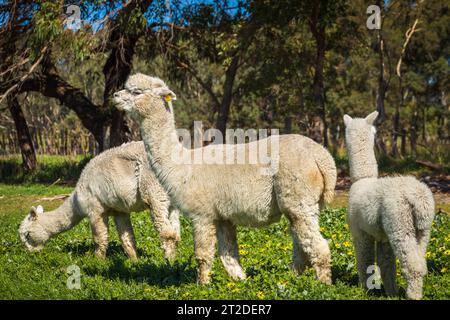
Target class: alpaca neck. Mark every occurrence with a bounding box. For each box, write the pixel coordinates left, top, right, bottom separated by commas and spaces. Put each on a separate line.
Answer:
39, 195, 82, 237
139, 106, 191, 192
347, 141, 378, 182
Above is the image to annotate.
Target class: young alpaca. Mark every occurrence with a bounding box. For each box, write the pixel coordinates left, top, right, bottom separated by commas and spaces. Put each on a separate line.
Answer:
344, 111, 435, 300
114, 73, 337, 284
19, 141, 181, 261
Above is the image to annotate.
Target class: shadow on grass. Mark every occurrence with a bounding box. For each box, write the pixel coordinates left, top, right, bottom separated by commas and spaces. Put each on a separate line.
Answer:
62, 241, 146, 257
331, 265, 408, 299
63, 241, 197, 287
331, 265, 359, 286
85, 257, 197, 287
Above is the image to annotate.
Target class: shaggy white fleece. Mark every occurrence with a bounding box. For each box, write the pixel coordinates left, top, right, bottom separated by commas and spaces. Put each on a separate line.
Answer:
344, 111, 435, 300
114, 73, 337, 284
19, 141, 180, 261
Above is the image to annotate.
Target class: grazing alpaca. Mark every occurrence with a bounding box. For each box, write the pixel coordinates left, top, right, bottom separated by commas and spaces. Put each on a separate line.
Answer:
19, 141, 181, 261
344, 111, 435, 300
113, 73, 337, 284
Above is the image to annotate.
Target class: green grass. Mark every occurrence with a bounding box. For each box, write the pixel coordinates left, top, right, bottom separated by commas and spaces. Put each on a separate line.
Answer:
0, 184, 448, 300
2, 153, 449, 186
0, 155, 91, 185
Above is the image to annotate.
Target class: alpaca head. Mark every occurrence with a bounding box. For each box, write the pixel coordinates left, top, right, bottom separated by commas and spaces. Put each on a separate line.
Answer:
343, 111, 378, 150
19, 205, 51, 251
113, 73, 177, 121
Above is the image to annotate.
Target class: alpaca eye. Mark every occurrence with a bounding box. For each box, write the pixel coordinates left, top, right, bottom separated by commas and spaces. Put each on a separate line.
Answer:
132, 89, 143, 95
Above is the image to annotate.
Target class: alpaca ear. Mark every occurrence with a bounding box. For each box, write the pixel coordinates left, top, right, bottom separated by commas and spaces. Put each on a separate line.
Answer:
155, 87, 177, 101
365, 111, 379, 125
343, 114, 352, 127
29, 207, 38, 220
29, 205, 43, 220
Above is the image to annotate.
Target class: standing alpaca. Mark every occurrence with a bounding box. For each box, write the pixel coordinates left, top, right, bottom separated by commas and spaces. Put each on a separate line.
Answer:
113, 73, 337, 284
19, 141, 181, 261
344, 111, 435, 299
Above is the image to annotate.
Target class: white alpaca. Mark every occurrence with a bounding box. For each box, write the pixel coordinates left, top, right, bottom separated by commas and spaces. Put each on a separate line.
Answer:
19, 141, 181, 261
344, 111, 435, 300
113, 73, 337, 284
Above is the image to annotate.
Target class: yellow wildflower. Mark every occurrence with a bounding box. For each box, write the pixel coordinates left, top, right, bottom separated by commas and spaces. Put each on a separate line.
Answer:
239, 249, 248, 256
256, 291, 265, 299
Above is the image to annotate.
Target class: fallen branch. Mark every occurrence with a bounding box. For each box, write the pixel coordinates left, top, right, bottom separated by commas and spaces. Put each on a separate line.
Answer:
39, 194, 70, 201
416, 160, 444, 171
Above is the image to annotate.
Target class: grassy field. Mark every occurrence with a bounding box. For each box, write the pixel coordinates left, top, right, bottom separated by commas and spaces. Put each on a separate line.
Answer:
0, 182, 449, 300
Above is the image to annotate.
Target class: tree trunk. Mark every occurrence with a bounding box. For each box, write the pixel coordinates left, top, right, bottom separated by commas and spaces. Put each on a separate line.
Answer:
284, 115, 292, 134
410, 101, 418, 157
375, 12, 388, 155
21, 69, 106, 151
102, 41, 136, 147
309, 4, 328, 146
390, 105, 400, 157
400, 128, 406, 157
101, 0, 153, 147
8, 97, 37, 171
216, 55, 240, 136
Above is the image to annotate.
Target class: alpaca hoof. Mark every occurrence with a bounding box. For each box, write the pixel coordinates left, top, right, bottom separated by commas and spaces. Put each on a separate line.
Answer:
229, 271, 247, 281
406, 291, 422, 300
317, 271, 332, 285
198, 275, 211, 285
162, 239, 178, 262
95, 251, 107, 259
291, 262, 306, 276
128, 255, 138, 262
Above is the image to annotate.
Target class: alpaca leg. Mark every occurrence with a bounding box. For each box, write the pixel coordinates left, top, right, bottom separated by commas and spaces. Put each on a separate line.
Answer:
416, 229, 431, 259
377, 241, 398, 296
90, 213, 109, 258
351, 229, 375, 291
193, 220, 217, 284
147, 200, 179, 261
169, 207, 181, 241
287, 204, 332, 284
139, 172, 179, 260
114, 213, 138, 261
290, 224, 310, 275
216, 220, 246, 280
390, 236, 426, 300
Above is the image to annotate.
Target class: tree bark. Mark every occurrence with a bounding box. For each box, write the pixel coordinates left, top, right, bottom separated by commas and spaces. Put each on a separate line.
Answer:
309, 3, 328, 146
21, 68, 107, 151
216, 55, 240, 135
8, 97, 37, 171
374, 8, 388, 155
390, 103, 400, 157
101, 0, 153, 147
102, 37, 137, 147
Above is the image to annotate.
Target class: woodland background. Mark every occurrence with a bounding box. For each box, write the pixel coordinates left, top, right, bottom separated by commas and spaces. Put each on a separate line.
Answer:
0, 0, 448, 172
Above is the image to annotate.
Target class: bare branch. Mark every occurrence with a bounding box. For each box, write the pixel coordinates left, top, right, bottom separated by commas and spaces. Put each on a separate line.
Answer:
396, 18, 420, 78
0, 46, 48, 105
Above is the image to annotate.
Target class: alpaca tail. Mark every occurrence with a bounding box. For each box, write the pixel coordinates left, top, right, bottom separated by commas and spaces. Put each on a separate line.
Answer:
314, 146, 337, 207
408, 182, 435, 231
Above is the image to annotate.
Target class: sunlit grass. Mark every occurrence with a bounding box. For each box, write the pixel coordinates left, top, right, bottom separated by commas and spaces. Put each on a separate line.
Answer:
0, 184, 448, 300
